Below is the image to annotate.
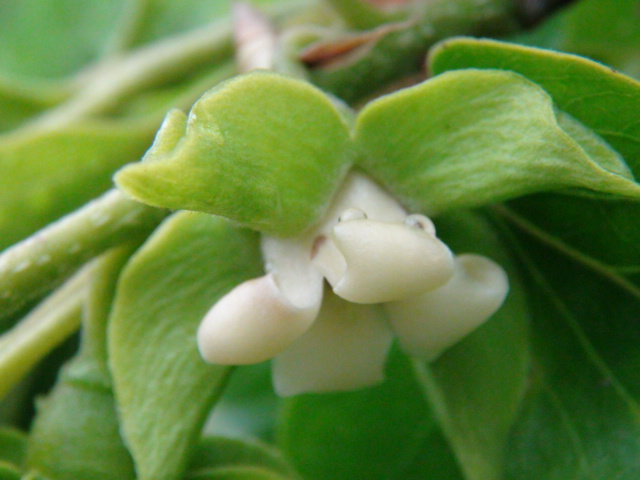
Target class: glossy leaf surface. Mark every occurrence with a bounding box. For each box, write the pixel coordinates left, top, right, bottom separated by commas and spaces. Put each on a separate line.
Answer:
413, 211, 529, 480
109, 212, 263, 480
278, 347, 464, 480
493, 201, 640, 479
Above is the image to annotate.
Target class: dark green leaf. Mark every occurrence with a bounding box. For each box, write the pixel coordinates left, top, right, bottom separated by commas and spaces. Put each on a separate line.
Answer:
278, 346, 464, 480
188, 466, 291, 480
489, 194, 640, 478
188, 436, 299, 479
0, 427, 26, 468
410, 211, 530, 480
204, 363, 279, 441
109, 212, 263, 480
0, 462, 20, 480
514, 0, 640, 78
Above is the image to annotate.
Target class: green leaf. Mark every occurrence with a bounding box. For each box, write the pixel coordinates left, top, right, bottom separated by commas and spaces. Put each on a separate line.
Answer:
204, 363, 279, 441
128, 0, 231, 47
278, 346, 464, 480
0, 120, 154, 250
0, 76, 62, 133
115, 71, 352, 236
492, 200, 640, 478
188, 466, 291, 480
354, 68, 640, 215
188, 437, 299, 479
0, 0, 125, 79
0, 462, 21, 480
429, 37, 640, 170
513, 0, 640, 78
411, 211, 530, 480
0, 427, 26, 468
25, 248, 136, 480
108, 212, 264, 480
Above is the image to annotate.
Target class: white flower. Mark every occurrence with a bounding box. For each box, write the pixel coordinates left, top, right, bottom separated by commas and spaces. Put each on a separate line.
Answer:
197, 172, 509, 396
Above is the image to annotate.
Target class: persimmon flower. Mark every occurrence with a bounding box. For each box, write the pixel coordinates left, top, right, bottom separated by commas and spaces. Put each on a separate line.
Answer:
197, 172, 508, 396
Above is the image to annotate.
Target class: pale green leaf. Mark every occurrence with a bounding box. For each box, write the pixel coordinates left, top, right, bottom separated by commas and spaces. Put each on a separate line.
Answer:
0, 0, 125, 79
0, 120, 155, 250
109, 212, 263, 480
354, 68, 640, 215
115, 71, 352, 236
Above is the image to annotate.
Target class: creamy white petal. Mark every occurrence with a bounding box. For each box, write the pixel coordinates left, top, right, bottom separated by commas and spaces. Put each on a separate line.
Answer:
197, 272, 322, 365
314, 171, 407, 232
272, 291, 393, 397
261, 233, 323, 310
315, 219, 455, 304
386, 254, 509, 361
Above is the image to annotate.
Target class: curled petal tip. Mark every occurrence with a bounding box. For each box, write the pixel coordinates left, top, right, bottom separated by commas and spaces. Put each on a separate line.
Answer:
197, 274, 320, 365
387, 254, 509, 360
315, 219, 455, 304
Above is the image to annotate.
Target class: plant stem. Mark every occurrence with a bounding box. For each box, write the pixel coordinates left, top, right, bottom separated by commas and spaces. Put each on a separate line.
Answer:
310, 0, 519, 103
29, 20, 234, 130
0, 266, 87, 400
0, 190, 168, 324
105, 0, 155, 55
323, 0, 403, 30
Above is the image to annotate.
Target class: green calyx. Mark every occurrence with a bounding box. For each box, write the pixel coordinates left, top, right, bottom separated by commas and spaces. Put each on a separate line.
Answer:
115, 71, 352, 237
115, 44, 640, 236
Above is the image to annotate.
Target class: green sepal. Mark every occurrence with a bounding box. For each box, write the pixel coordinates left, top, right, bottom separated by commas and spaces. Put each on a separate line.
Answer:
115, 71, 352, 237
108, 212, 264, 480
354, 68, 640, 215
429, 37, 640, 170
